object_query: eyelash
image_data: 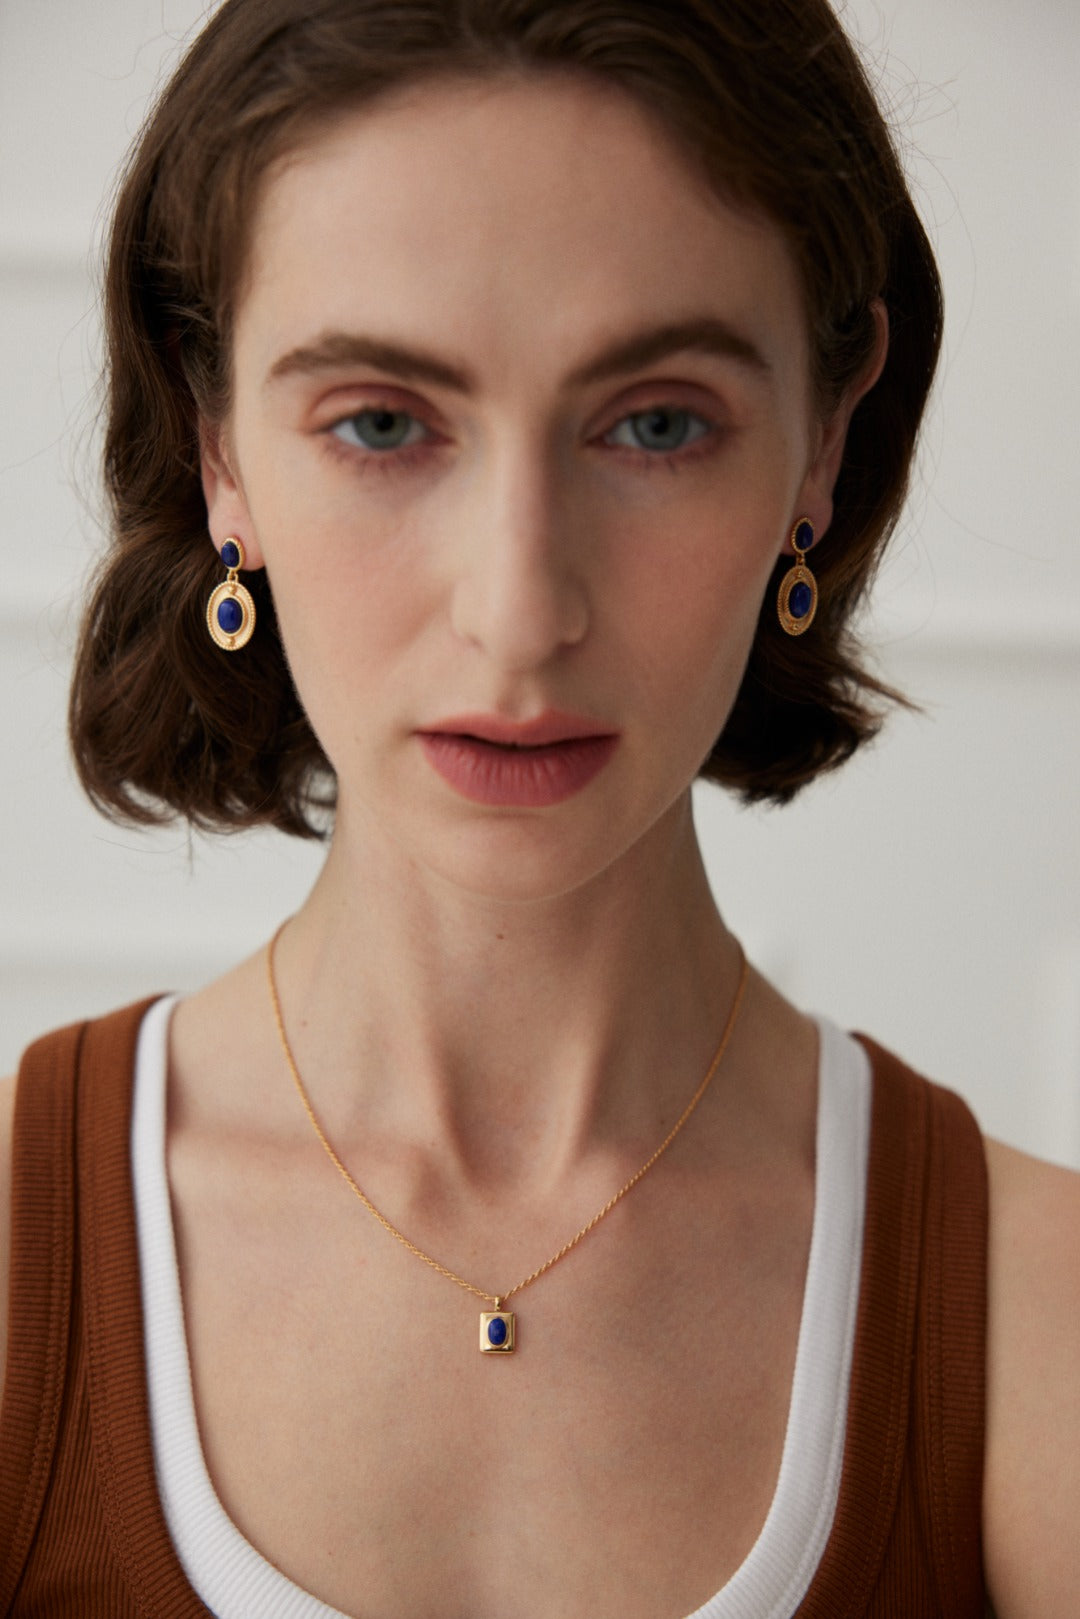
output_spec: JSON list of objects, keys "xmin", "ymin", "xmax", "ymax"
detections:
[{"xmin": 323, "ymin": 400, "xmax": 720, "ymax": 476}]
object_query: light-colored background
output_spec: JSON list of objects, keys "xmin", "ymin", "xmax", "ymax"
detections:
[{"xmin": 1, "ymin": 1, "xmax": 1078, "ymax": 1164}]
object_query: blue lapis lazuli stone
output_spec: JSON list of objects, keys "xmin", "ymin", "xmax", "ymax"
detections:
[
  {"xmin": 217, "ymin": 596, "xmax": 244, "ymax": 634},
  {"xmin": 794, "ymin": 520, "xmax": 814, "ymax": 553},
  {"xmin": 220, "ymin": 539, "xmax": 241, "ymax": 570},
  {"xmin": 789, "ymin": 581, "xmax": 813, "ymax": 620},
  {"xmin": 487, "ymin": 1316, "xmax": 508, "ymax": 1346}
]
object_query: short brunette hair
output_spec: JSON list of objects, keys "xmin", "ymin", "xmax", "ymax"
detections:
[{"xmin": 69, "ymin": 0, "xmax": 943, "ymax": 836}]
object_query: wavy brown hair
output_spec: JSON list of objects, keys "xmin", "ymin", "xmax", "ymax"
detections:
[{"xmin": 69, "ymin": 0, "xmax": 942, "ymax": 836}]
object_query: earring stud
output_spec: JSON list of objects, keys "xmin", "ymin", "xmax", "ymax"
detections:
[{"xmin": 207, "ymin": 536, "xmax": 256, "ymax": 651}]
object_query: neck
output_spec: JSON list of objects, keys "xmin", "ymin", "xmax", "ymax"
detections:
[{"xmin": 270, "ymin": 791, "xmax": 743, "ymax": 1195}]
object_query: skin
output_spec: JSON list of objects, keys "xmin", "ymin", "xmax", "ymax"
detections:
[{"xmin": 1, "ymin": 70, "xmax": 1077, "ymax": 1619}]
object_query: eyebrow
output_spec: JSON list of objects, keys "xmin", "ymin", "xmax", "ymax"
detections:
[{"xmin": 264, "ymin": 316, "xmax": 772, "ymax": 394}]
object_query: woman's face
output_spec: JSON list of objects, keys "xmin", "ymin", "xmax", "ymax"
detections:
[{"xmin": 203, "ymin": 73, "xmax": 853, "ymax": 900}]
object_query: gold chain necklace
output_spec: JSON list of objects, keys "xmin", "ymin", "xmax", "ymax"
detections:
[{"xmin": 266, "ymin": 923, "xmax": 748, "ymax": 1353}]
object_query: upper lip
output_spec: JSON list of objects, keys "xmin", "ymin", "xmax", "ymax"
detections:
[{"xmin": 419, "ymin": 710, "xmax": 616, "ymax": 747}]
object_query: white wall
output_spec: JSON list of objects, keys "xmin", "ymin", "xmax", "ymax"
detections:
[{"xmin": 2, "ymin": 0, "xmax": 1078, "ymax": 1164}]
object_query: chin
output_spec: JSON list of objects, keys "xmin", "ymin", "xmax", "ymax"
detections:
[
  {"xmin": 387, "ymin": 782, "xmax": 693, "ymax": 910},
  {"xmin": 417, "ymin": 816, "xmax": 632, "ymax": 907}
]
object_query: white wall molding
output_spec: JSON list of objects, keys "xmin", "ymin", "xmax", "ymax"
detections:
[
  {"xmin": 863, "ymin": 609, "xmax": 1080, "ymax": 664},
  {"xmin": 0, "ymin": 236, "xmax": 98, "ymax": 281},
  {"xmin": 0, "ymin": 594, "xmax": 84, "ymax": 639},
  {"xmin": 0, "ymin": 930, "xmax": 247, "ymax": 978}
]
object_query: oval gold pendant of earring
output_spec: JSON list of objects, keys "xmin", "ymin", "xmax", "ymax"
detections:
[
  {"xmin": 207, "ymin": 580, "xmax": 256, "ymax": 650},
  {"xmin": 777, "ymin": 562, "xmax": 818, "ymax": 635}
]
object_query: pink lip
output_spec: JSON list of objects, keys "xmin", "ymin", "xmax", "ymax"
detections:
[{"xmin": 417, "ymin": 711, "xmax": 619, "ymax": 807}]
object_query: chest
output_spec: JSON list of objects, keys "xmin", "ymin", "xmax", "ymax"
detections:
[{"xmin": 168, "ymin": 1147, "xmax": 814, "ymax": 1619}]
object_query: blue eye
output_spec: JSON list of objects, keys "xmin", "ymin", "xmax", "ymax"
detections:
[
  {"xmin": 606, "ymin": 407, "xmax": 711, "ymax": 455},
  {"xmin": 324, "ymin": 399, "xmax": 716, "ymax": 476},
  {"xmin": 330, "ymin": 408, "xmax": 427, "ymax": 451}
]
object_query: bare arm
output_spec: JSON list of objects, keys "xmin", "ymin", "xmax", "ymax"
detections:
[
  {"xmin": 0, "ymin": 1073, "xmax": 15, "ymax": 1416},
  {"xmin": 983, "ymin": 1137, "xmax": 1080, "ymax": 1618}
]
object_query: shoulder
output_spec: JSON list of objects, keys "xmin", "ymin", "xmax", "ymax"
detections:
[
  {"xmin": 983, "ymin": 1136, "xmax": 1080, "ymax": 1617},
  {"xmin": 0, "ymin": 1071, "xmax": 15, "ymax": 1412},
  {"xmin": 0, "ymin": 999, "xmax": 164, "ymax": 1419}
]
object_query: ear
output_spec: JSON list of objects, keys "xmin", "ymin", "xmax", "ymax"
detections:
[
  {"xmin": 199, "ymin": 419, "xmax": 266, "ymax": 569},
  {"xmin": 791, "ymin": 298, "xmax": 889, "ymax": 547}
]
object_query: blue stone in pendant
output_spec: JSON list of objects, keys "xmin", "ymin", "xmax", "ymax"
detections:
[
  {"xmin": 789, "ymin": 581, "xmax": 813, "ymax": 620},
  {"xmin": 217, "ymin": 596, "xmax": 244, "ymax": 634},
  {"xmin": 487, "ymin": 1316, "xmax": 508, "ymax": 1346},
  {"xmin": 794, "ymin": 520, "xmax": 814, "ymax": 553},
  {"xmin": 221, "ymin": 539, "xmax": 241, "ymax": 570}
]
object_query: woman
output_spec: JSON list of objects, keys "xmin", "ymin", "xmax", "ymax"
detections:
[{"xmin": 1, "ymin": 1, "xmax": 1076, "ymax": 1614}]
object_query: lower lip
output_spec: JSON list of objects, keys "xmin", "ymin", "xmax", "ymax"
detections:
[{"xmin": 418, "ymin": 732, "xmax": 619, "ymax": 807}]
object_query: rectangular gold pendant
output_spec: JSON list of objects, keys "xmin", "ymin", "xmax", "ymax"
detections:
[{"xmin": 480, "ymin": 1310, "xmax": 516, "ymax": 1352}]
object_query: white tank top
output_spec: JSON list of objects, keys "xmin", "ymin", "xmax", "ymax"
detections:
[{"xmin": 132, "ymin": 995, "xmax": 871, "ymax": 1619}]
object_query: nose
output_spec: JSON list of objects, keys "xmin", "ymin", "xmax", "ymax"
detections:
[{"xmin": 449, "ymin": 451, "xmax": 589, "ymax": 672}]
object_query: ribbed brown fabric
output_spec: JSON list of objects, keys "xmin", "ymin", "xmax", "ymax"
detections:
[
  {"xmin": 0, "ymin": 1003, "xmax": 988, "ymax": 1617},
  {"xmin": 795, "ymin": 1036, "xmax": 988, "ymax": 1617}
]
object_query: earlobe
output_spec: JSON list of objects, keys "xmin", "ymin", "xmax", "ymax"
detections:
[{"xmin": 199, "ymin": 419, "xmax": 265, "ymax": 569}]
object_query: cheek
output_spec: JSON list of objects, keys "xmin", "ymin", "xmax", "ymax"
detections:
[
  {"xmin": 269, "ymin": 541, "xmax": 430, "ymax": 713},
  {"xmin": 236, "ymin": 499, "xmax": 434, "ymax": 756},
  {"xmin": 612, "ymin": 510, "xmax": 779, "ymax": 703},
  {"xmin": 233, "ymin": 420, "xmax": 415, "ymax": 622}
]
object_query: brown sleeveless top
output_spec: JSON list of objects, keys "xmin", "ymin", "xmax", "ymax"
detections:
[{"xmin": 0, "ymin": 1000, "xmax": 988, "ymax": 1617}]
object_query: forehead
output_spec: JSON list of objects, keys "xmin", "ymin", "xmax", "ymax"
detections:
[{"xmin": 237, "ymin": 72, "xmax": 810, "ymax": 395}]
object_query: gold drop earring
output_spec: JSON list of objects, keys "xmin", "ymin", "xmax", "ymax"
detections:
[
  {"xmin": 206, "ymin": 537, "xmax": 257, "ymax": 651},
  {"xmin": 777, "ymin": 518, "xmax": 818, "ymax": 636}
]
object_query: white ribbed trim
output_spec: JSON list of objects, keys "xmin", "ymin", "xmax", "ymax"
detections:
[
  {"xmin": 133, "ymin": 997, "xmax": 870, "ymax": 1619},
  {"xmin": 683, "ymin": 1015, "xmax": 870, "ymax": 1619}
]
